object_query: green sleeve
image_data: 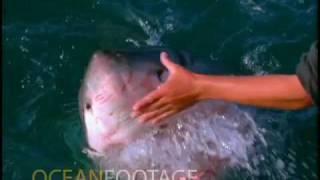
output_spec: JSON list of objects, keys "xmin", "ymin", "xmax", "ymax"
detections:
[{"xmin": 296, "ymin": 41, "xmax": 318, "ymax": 105}]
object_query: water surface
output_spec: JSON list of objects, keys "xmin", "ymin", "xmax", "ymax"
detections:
[{"xmin": 3, "ymin": 0, "xmax": 317, "ymax": 179}]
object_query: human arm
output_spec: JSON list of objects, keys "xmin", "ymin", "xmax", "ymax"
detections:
[
  {"xmin": 194, "ymin": 74, "xmax": 313, "ymax": 110},
  {"xmin": 132, "ymin": 52, "xmax": 315, "ymax": 124}
]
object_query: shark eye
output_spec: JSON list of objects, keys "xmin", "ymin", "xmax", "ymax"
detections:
[
  {"xmin": 156, "ymin": 69, "xmax": 163, "ymax": 80},
  {"xmin": 156, "ymin": 69, "xmax": 168, "ymax": 82},
  {"xmin": 86, "ymin": 103, "xmax": 91, "ymax": 110}
]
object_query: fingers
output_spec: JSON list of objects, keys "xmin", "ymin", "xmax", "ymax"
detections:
[
  {"xmin": 136, "ymin": 105, "xmax": 172, "ymax": 123},
  {"xmin": 132, "ymin": 96, "xmax": 167, "ymax": 118},
  {"xmin": 133, "ymin": 51, "xmax": 177, "ymax": 112},
  {"xmin": 131, "ymin": 52, "xmax": 183, "ymax": 124},
  {"xmin": 151, "ymin": 109, "xmax": 176, "ymax": 124},
  {"xmin": 132, "ymin": 88, "xmax": 163, "ymax": 111}
]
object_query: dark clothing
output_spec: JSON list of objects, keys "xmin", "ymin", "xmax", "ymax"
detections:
[{"xmin": 296, "ymin": 41, "xmax": 318, "ymax": 105}]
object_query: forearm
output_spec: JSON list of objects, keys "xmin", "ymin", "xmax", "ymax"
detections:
[{"xmin": 195, "ymin": 74, "xmax": 313, "ymax": 110}]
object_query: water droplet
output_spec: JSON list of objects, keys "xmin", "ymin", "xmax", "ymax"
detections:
[
  {"xmin": 302, "ymin": 162, "xmax": 309, "ymax": 169},
  {"xmin": 59, "ymin": 50, "xmax": 64, "ymax": 59},
  {"xmin": 19, "ymin": 45, "xmax": 29, "ymax": 53},
  {"xmin": 21, "ymin": 36, "xmax": 30, "ymax": 41},
  {"xmin": 275, "ymin": 159, "xmax": 285, "ymax": 170}
]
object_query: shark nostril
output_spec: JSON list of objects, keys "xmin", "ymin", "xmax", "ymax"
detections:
[{"xmin": 86, "ymin": 103, "xmax": 92, "ymax": 110}]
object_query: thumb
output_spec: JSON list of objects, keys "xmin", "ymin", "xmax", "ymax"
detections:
[{"xmin": 160, "ymin": 52, "xmax": 180, "ymax": 73}]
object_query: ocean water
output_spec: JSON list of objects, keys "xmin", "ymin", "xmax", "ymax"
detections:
[{"xmin": 3, "ymin": 0, "xmax": 317, "ymax": 179}]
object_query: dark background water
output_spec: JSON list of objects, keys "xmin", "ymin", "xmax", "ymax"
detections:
[{"xmin": 3, "ymin": 0, "xmax": 318, "ymax": 179}]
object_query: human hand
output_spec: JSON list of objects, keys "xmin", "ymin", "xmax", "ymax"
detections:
[{"xmin": 131, "ymin": 52, "xmax": 201, "ymax": 124}]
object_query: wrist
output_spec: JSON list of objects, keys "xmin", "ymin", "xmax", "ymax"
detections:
[{"xmin": 193, "ymin": 73, "xmax": 210, "ymax": 101}]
